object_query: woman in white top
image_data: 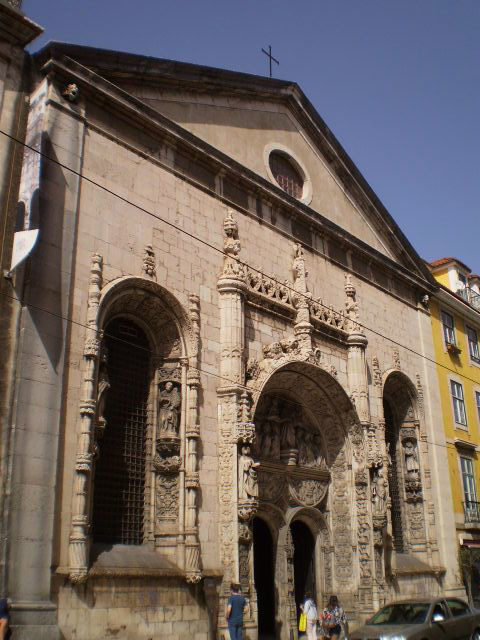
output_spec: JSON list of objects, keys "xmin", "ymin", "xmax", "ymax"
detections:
[{"xmin": 301, "ymin": 591, "xmax": 318, "ymax": 640}]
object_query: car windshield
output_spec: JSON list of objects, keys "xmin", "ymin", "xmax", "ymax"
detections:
[{"xmin": 368, "ymin": 603, "xmax": 430, "ymax": 625}]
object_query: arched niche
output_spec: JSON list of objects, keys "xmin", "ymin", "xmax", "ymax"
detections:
[{"xmin": 382, "ymin": 371, "xmax": 424, "ymax": 553}]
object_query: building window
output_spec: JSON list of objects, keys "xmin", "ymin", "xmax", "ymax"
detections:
[
  {"xmin": 476, "ymin": 391, "xmax": 480, "ymax": 423},
  {"xmin": 461, "ymin": 456, "xmax": 477, "ymax": 505},
  {"xmin": 269, "ymin": 151, "xmax": 304, "ymax": 199},
  {"xmin": 451, "ymin": 380, "xmax": 467, "ymax": 426},
  {"xmin": 467, "ymin": 326, "xmax": 480, "ymax": 363},
  {"xmin": 92, "ymin": 318, "xmax": 151, "ymax": 545},
  {"xmin": 441, "ymin": 310, "xmax": 456, "ymax": 345}
]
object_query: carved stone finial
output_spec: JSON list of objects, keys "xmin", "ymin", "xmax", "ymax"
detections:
[
  {"xmin": 344, "ymin": 274, "xmax": 360, "ymax": 333},
  {"xmin": 292, "ymin": 242, "xmax": 309, "ymax": 295},
  {"xmin": 62, "ymin": 83, "xmax": 80, "ymax": 103},
  {"xmin": 220, "ymin": 209, "xmax": 245, "ymax": 280},
  {"xmin": 142, "ymin": 244, "xmax": 156, "ymax": 280}
]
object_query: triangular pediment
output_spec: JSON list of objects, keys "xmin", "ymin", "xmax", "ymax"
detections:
[{"xmin": 35, "ymin": 43, "xmax": 433, "ymax": 282}]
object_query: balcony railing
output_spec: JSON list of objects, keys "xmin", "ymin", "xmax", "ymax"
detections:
[
  {"xmin": 464, "ymin": 501, "xmax": 480, "ymax": 524},
  {"xmin": 457, "ymin": 287, "xmax": 480, "ymax": 311}
]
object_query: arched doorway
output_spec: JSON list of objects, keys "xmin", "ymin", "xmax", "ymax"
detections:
[
  {"xmin": 291, "ymin": 520, "xmax": 316, "ymax": 615},
  {"xmin": 253, "ymin": 517, "xmax": 276, "ymax": 638}
]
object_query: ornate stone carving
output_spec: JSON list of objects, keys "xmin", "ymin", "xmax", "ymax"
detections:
[
  {"xmin": 393, "ymin": 349, "xmax": 401, "ymax": 370},
  {"xmin": 221, "ymin": 209, "xmax": 246, "ymax": 280},
  {"xmin": 68, "ymin": 253, "xmax": 103, "ymax": 583},
  {"xmin": 371, "ymin": 466, "xmax": 388, "ymax": 515},
  {"xmin": 156, "ymin": 474, "xmax": 179, "ymax": 520},
  {"xmin": 345, "ymin": 274, "xmax": 360, "ymax": 333},
  {"xmin": 415, "ymin": 373, "xmax": 425, "ymax": 417},
  {"xmin": 403, "ymin": 440, "xmax": 420, "ymax": 480},
  {"xmin": 258, "ymin": 469, "xmax": 286, "ymax": 503},
  {"xmin": 153, "ymin": 438, "xmax": 181, "ymax": 473},
  {"xmin": 238, "ymin": 445, "xmax": 259, "ymax": 500},
  {"xmin": 158, "ymin": 381, "xmax": 181, "ymax": 436},
  {"xmin": 372, "ymin": 357, "xmax": 382, "ymax": 386},
  {"xmin": 350, "ymin": 421, "xmax": 365, "ymax": 463},
  {"xmin": 142, "ymin": 244, "xmax": 156, "ymax": 279},
  {"xmin": 62, "ymin": 83, "xmax": 80, "ymax": 102},
  {"xmin": 289, "ymin": 477, "xmax": 329, "ymax": 507}
]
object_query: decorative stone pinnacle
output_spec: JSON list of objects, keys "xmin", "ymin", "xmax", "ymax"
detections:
[
  {"xmin": 344, "ymin": 273, "xmax": 361, "ymax": 333},
  {"xmin": 220, "ymin": 209, "xmax": 245, "ymax": 281},
  {"xmin": 292, "ymin": 242, "xmax": 309, "ymax": 295},
  {"xmin": 223, "ymin": 209, "xmax": 239, "ymax": 239}
]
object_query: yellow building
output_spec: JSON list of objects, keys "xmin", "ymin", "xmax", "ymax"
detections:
[{"xmin": 429, "ymin": 257, "xmax": 480, "ymax": 596}]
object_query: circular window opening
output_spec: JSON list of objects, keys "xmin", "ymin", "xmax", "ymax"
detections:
[{"xmin": 269, "ymin": 151, "xmax": 304, "ymax": 200}]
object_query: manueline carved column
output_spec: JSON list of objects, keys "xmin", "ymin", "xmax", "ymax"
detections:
[
  {"xmin": 345, "ymin": 275, "xmax": 369, "ymax": 424},
  {"xmin": 217, "ymin": 210, "xmax": 247, "ymax": 636},
  {"xmin": 185, "ymin": 294, "xmax": 202, "ymax": 583},
  {"xmin": 292, "ymin": 243, "xmax": 313, "ymax": 354},
  {"xmin": 68, "ymin": 253, "xmax": 103, "ymax": 583}
]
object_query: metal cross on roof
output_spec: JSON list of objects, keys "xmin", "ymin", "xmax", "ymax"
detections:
[{"xmin": 261, "ymin": 45, "xmax": 279, "ymax": 78}]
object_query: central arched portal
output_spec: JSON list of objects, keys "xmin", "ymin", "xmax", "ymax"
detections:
[
  {"xmin": 291, "ymin": 520, "xmax": 316, "ymax": 615},
  {"xmin": 248, "ymin": 360, "xmax": 356, "ymax": 639},
  {"xmin": 253, "ymin": 517, "xmax": 276, "ymax": 638}
]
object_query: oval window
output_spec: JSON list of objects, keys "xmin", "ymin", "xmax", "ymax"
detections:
[{"xmin": 269, "ymin": 151, "xmax": 304, "ymax": 199}]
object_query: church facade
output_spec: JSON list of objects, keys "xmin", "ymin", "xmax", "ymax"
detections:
[{"xmin": 2, "ymin": 39, "xmax": 463, "ymax": 639}]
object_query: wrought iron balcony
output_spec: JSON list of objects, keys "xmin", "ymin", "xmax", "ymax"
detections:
[
  {"xmin": 464, "ymin": 501, "xmax": 480, "ymax": 524},
  {"xmin": 457, "ymin": 287, "xmax": 480, "ymax": 311}
]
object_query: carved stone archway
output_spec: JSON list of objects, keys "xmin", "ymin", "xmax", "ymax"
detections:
[
  {"xmin": 68, "ymin": 262, "xmax": 202, "ymax": 584},
  {"xmin": 244, "ymin": 361, "xmax": 359, "ymax": 640}
]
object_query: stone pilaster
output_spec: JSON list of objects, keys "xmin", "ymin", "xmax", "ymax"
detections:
[
  {"xmin": 217, "ymin": 210, "xmax": 247, "ymax": 637},
  {"xmin": 184, "ymin": 294, "xmax": 202, "ymax": 583},
  {"xmin": 69, "ymin": 253, "xmax": 103, "ymax": 583}
]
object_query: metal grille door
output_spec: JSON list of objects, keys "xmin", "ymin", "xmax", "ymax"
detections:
[
  {"xmin": 92, "ymin": 319, "xmax": 150, "ymax": 545},
  {"xmin": 384, "ymin": 400, "xmax": 404, "ymax": 553}
]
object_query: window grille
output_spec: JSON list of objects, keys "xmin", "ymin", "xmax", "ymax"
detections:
[
  {"xmin": 451, "ymin": 380, "xmax": 467, "ymax": 426},
  {"xmin": 441, "ymin": 311, "xmax": 455, "ymax": 345},
  {"xmin": 269, "ymin": 151, "xmax": 304, "ymax": 199},
  {"xmin": 384, "ymin": 400, "xmax": 404, "ymax": 553},
  {"xmin": 92, "ymin": 318, "xmax": 151, "ymax": 545}
]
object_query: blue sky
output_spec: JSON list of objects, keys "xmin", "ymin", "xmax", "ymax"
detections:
[{"xmin": 24, "ymin": 1, "xmax": 479, "ymax": 271}]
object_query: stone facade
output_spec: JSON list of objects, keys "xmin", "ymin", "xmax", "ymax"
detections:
[{"xmin": 1, "ymin": 41, "xmax": 463, "ymax": 638}]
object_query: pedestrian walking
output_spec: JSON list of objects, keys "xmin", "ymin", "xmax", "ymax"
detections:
[
  {"xmin": 321, "ymin": 595, "xmax": 347, "ymax": 640},
  {"xmin": 226, "ymin": 582, "xmax": 249, "ymax": 640},
  {"xmin": 301, "ymin": 591, "xmax": 318, "ymax": 640}
]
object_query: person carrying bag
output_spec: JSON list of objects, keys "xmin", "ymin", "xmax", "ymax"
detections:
[{"xmin": 300, "ymin": 592, "xmax": 318, "ymax": 640}]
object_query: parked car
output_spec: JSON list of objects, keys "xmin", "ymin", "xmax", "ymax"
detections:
[{"xmin": 349, "ymin": 597, "xmax": 480, "ymax": 640}]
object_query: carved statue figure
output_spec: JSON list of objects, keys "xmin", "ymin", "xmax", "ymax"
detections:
[
  {"xmin": 372, "ymin": 466, "xmax": 388, "ymax": 514},
  {"xmin": 158, "ymin": 381, "xmax": 181, "ymax": 436},
  {"xmin": 238, "ymin": 445, "xmax": 259, "ymax": 500},
  {"xmin": 281, "ymin": 420, "xmax": 297, "ymax": 450},
  {"xmin": 404, "ymin": 441, "xmax": 420, "ymax": 479},
  {"xmin": 312, "ymin": 435, "xmax": 327, "ymax": 469},
  {"xmin": 297, "ymin": 427, "xmax": 308, "ymax": 466},
  {"xmin": 96, "ymin": 348, "xmax": 110, "ymax": 436}
]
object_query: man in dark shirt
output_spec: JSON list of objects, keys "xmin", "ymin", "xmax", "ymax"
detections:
[{"xmin": 226, "ymin": 582, "xmax": 249, "ymax": 640}]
